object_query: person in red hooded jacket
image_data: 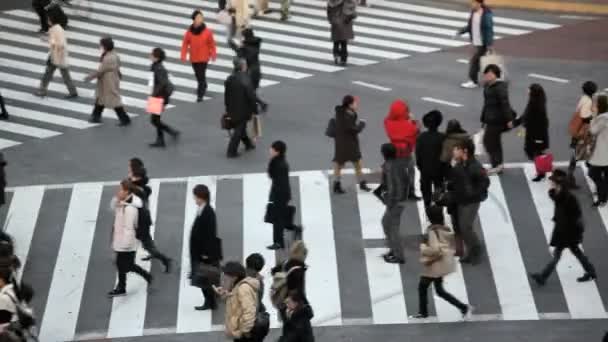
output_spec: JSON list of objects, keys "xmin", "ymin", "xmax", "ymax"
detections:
[
  {"xmin": 181, "ymin": 10, "xmax": 217, "ymax": 102},
  {"xmin": 384, "ymin": 100, "xmax": 420, "ymax": 200}
]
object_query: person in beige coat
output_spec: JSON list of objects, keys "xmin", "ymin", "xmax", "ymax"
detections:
[
  {"xmin": 227, "ymin": 0, "xmax": 250, "ymax": 39},
  {"xmin": 36, "ymin": 9, "xmax": 78, "ymax": 99},
  {"xmin": 215, "ymin": 261, "xmax": 259, "ymax": 341},
  {"xmin": 84, "ymin": 37, "xmax": 131, "ymax": 125},
  {"xmin": 411, "ymin": 206, "xmax": 472, "ymax": 320}
]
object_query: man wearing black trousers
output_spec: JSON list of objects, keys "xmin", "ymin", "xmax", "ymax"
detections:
[
  {"xmin": 190, "ymin": 184, "xmax": 222, "ymax": 310},
  {"xmin": 32, "ymin": 0, "xmax": 51, "ymax": 33},
  {"xmin": 224, "ymin": 58, "xmax": 257, "ymax": 158},
  {"xmin": 0, "ymin": 92, "xmax": 8, "ymax": 120},
  {"xmin": 415, "ymin": 110, "xmax": 445, "ymax": 208}
]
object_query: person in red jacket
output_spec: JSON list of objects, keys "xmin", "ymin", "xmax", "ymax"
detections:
[
  {"xmin": 181, "ymin": 10, "xmax": 217, "ymax": 102},
  {"xmin": 384, "ymin": 99, "xmax": 420, "ymax": 200}
]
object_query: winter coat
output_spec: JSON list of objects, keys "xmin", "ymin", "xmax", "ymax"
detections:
[
  {"xmin": 111, "ymin": 194, "xmax": 142, "ymax": 252},
  {"xmin": 382, "ymin": 158, "xmax": 409, "ymax": 208},
  {"xmin": 384, "ymin": 100, "xmax": 418, "ymax": 158},
  {"xmin": 89, "ymin": 51, "xmax": 123, "ymax": 108},
  {"xmin": 48, "ymin": 23, "xmax": 68, "ymax": 67},
  {"xmin": 224, "ymin": 70, "xmax": 257, "ymax": 124},
  {"xmin": 131, "ymin": 176, "xmax": 151, "ymax": 205},
  {"xmin": 0, "ymin": 284, "xmax": 17, "ymax": 324},
  {"xmin": 271, "ymin": 259, "xmax": 307, "ymax": 297},
  {"xmin": 228, "ymin": 0, "xmax": 251, "ymax": 30},
  {"xmin": 225, "ymin": 277, "xmax": 259, "ymax": 339},
  {"xmin": 180, "ymin": 24, "xmax": 217, "ymax": 63},
  {"xmin": 514, "ymin": 108, "xmax": 549, "ymax": 160},
  {"xmin": 0, "ymin": 153, "xmax": 5, "ymax": 207},
  {"xmin": 416, "ymin": 130, "xmax": 445, "ymax": 179},
  {"xmin": 420, "ymin": 224, "xmax": 456, "ymax": 278},
  {"xmin": 327, "ymin": 0, "xmax": 356, "ymax": 42},
  {"xmin": 333, "ymin": 105, "xmax": 365, "ymax": 164},
  {"xmin": 278, "ymin": 304, "xmax": 315, "ymax": 342},
  {"xmin": 151, "ymin": 61, "xmax": 173, "ymax": 101},
  {"xmin": 449, "ymin": 158, "xmax": 487, "ymax": 204},
  {"xmin": 549, "ymin": 189, "xmax": 584, "ymax": 248},
  {"xmin": 440, "ymin": 132, "xmax": 470, "ymax": 163},
  {"xmin": 459, "ymin": 6, "xmax": 494, "ymax": 47},
  {"xmin": 190, "ymin": 204, "xmax": 221, "ymax": 267},
  {"xmin": 231, "ymin": 37, "xmax": 263, "ymax": 89},
  {"xmin": 588, "ymin": 113, "xmax": 608, "ymax": 167},
  {"xmin": 481, "ymin": 81, "xmax": 514, "ymax": 128},
  {"xmin": 268, "ymin": 155, "xmax": 291, "ymax": 205}
]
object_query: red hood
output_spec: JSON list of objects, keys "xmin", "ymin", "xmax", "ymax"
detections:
[{"xmin": 386, "ymin": 99, "xmax": 410, "ymax": 121}]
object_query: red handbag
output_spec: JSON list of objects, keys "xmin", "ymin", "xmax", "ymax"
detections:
[{"xmin": 534, "ymin": 153, "xmax": 554, "ymax": 174}]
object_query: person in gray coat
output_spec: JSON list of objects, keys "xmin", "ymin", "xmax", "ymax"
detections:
[
  {"xmin": 327, "ymin": 0, "xmax": 357, "ymax": 66},
  {"xmin": 84, "ymin": 37, "xmax": 131, "ymax": 126},
  {"xmin": 380, "ymin": 143, "xmax": 408, "ymax": 264}
]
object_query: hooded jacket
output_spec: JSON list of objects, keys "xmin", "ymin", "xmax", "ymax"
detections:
[
  {"xmin": 279, "ymin": 303, "xmax": 315, "ymax": 342},
  {"xmin": 384, "ymin": 100, "xmax": 419, "ymax": 158},
  {"xmin": 225, "ymin": 277, "xmax": 260, "ymax": 338},
  {"xmin": 180, "ymin": 23, "xmax": 217, "ymax": 63},
  {"xmin": 111, "ymin": 194, "xmax": 143, "ymax": 252}
]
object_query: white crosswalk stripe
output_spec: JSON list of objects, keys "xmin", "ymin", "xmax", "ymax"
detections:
[
  {"xmin": 3, "ymin": 164, "xmax": 608, "ymax": 342},
  {"xmin": 0, "ymin": 0, "xmax": 558, "ymax": 150}
]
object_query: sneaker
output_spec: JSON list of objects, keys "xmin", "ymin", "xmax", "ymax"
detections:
[
  {"xmin": 462, "ymin": 305, "xmax": 474, "ymax": 321},
  {"xmin": 577, "ymin": 273, "xmax": 596, "ymax": 282},
  {"xmin": 108, "ymin": 288, "xmax": 126, "ymax": 297},
  {"xmin": 461, "ymin": 81, "xmax": 478, "ymax": 89}
]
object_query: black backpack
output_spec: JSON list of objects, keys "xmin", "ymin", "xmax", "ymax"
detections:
[{"xmin": 136, "ymin": 207, "xmax": 152, "ymax": 240}]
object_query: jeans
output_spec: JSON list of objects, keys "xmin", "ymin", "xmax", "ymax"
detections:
[
  {"xmin": 115, "ymin": 251, "xmax": 150, "ymax": 290},
  {"xmin": 332, "ymin": 40, "xmax": 348, "ymax": 63},
  {"xmin": 418, "ymin": 276, "xmax": 467, "ymax": 316},
  {"xmin": 382, "ymin": 204, "xmax": 405, "ymax": 260},
  {"xmin": 457, "ymin": 202, "xmax": 481, "ymax": 257},
  {"xmin": 40, "ymin": 63, "xmax": 78, "ymax": 96},
  {"xmin": 468, "ymin": 46, "xmax": 487, "ymax": 84},
  {"xmin": 588, "ymin": 165, "xmax": 608, "ymax": 202},
  {"xmin": 91, "ymin": 103, "xmax": 130, "ymax": 123},
  {"xmin": 483, "ymin": 124, "xmax": 504, "ymax": 168},
  {"xmin": 192, "ymin": 62, "xmax": 208, "ymax": 100},
  {"xmin": 540, "ymin": 245, "xmax": 596, "ymax": 280},
  {"xmin": 227, "ymin": 121, "xmax": 254, "ymax": 156}
]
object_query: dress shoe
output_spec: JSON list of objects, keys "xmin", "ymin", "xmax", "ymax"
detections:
[
  {"xmin": 383, "ymin": 254, "xmax": 405, "ymax": 264},
  {"xmin": 195, "ymin": 303, "xmax": 217, "ymax": 311},
  {"xmin": 266, "ymin": 243, "xmax": 284, "ymax": 250},
  {"xmin": 577, "ymin": 273, "xmax": 596, "ymax": 282},
  {"xmin": 530, "ymin": 272, "xmax": 546, "ymax": 286},
  {"xmin": 359, "ymin": 181, "xmax": 372, "ymax": 192},
  {"xmin": 108, "ymin": 288, "xmax": 126, "ymax": 297},
  {"xmin": 531, "ymin": 174, "xmax": 545, "ymax": 182},
  {"xmin": 88, "ymin": 117, "xmax": 102, "ymax": 124},
  {"xmin": 0, "ymin": 113, "xmax": 8, "ymax": 121},
  {"xmin": 333, "ymin": 181, "xmax": 346, "ymax": 194}
]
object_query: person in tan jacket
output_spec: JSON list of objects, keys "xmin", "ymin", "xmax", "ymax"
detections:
[
  {"xmin": 36, "ymin": 10, "xmax": 78, "ymax": 99},
  {"xmin": 215, "ymin": 261, "xmax": 259, "ymax": 341},
  {"xmin": 411, "ymin": 206, "xmax": 473, "ymax": 320}
]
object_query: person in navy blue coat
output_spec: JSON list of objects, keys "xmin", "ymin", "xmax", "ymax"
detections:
[{"xmin": 457, "ymin": 0, "xmax": 495, "ymax": 89}]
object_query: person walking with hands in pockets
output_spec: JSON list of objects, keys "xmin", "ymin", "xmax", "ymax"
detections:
[
  {"xmin": 457, "ymin": 0, "xmax": 494, "ymax": 89},
  {"xmin": 148, "ymin": 47, "xmax": 180, "ymax": 148},
  {"xmin": 181, "ymin": 10, "xmax": 217, "ymax": 103}
]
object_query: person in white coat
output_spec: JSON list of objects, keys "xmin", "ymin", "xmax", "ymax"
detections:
[
  {"xmin": 587, "ymin": 93, "xmax": 608, "ymax": 207},
  {"xmin": 36, "ymin": 9, "xmax": 78, "ymax": 99},
  {"xmin": 108, "ymin": 180, "xmax": 152, "ymax": 297}
]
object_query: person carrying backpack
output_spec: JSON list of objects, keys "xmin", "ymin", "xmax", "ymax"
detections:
[{"xmin": 449, "ymin": 139, "xmax": 489, "ymax": 265}]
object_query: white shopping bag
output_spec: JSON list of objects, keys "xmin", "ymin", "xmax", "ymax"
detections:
[
  {"xmin": 473, "ymin": 129, "xmax": 485, "ymax": 157},
  {"xmin": 480, "ymin": 51, "xmax": 507, "ymax": 81}
]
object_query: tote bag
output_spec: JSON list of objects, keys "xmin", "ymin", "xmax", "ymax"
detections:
[{"xmin": 147, "ymin": 96, "xmax": 164, "ymax": 115}]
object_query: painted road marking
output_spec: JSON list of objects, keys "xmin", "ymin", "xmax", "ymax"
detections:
[
  {"xmin": 352, "ymin": 81, "xmax": 392, "ymax": 92},
  {"xmin": 421, "ymin": 97, "xmax": 463, "ymax": 108},
  {"xmin": 529, "ymin": 73, "xmax": 570, "ymax": 84}
]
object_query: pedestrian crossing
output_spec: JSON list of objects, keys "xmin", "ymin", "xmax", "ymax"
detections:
[
  {"xmin": 0, "ymin": 0, "xmax": 559, "ymax": 150},
  {"xmin": 2, "ymin": 163, "xmax": 607, "ymax": 341}
]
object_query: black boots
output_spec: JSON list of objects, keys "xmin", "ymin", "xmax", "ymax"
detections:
[
  {"xmin": 359, "ymin": 181, "xmax": 371, "ymax": 192},
  {"xmin": 333, "ymin": 181, "xmax": 345, "ymax": 194}
]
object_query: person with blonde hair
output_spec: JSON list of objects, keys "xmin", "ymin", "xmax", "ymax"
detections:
[{"xmin": 272, "ymin": 241, "xmax": 308, "ymax": 300}]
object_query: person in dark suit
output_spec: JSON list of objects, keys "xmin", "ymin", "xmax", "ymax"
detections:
[
  {"xmin": 190, "ymin": 184, "xmax": 222, "ymax": 310},
  {"xmin": 225, "ymin": 58, "xmax": 257, "ymax": 158},
  {"xmin": 267, "ymin": 140, "xmax": 291, "ymax": 250}
]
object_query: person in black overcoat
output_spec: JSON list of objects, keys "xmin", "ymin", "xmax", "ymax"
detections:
[
  {"xmin": 530, "ymin": 169, "xmax": 597, "ymax": 286},
  {"xmin": 278, "ymin": 291, "xmax": 315, "ymax": 342},
  {"xmin": 225, "ymin": 58, "xmax": 257, "ymax": 158},
  {"xmin": 266, "ymin": 141, "xmax": 292, "ymax": 250},
  {"xmin": 190, "ymin": 184, "xmax": 222, "ymax": 310},
  {"xmin": 513, "ymin": 83, "xmax": 549, "ymax": 181},
  {"xmin": 415, "ymin": 110, "xmax": 445, "ymax": 208},
  {"xmin": 0, "ymin": 153, "xmax": 6, "ymax": 208}
]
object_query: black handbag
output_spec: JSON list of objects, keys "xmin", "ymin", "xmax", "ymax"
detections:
[
  {"xmin": 221, "ymin": 113, "xmax": 234, "ymax": 130},
  {"xmin": 325, "ymin": 118, "xmax": 336, "ymax": 138},
  {"xmin": 191, "ymin": 262, "xmax": 221, "ymax": 289}
]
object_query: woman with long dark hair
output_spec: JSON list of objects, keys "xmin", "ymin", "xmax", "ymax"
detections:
[
  {"xmin": 84, "ymin": 37, "xmax": 130, "ymax": 125},
  {"xmin": 514, "ymin": 83, "xmax": 549, "ymax": 181}
]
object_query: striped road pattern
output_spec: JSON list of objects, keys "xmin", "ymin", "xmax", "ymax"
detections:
[
  {"xmin": 2, "ymin": 163, "xmax": 608, "ymax": 342},
  {"xmin": 0, "ymin": 0, "xmax": 559, "ymax": 150}
]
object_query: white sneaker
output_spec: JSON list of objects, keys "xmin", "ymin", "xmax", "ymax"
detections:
[
  {"xmin": 461, "ymin": 81, "xmax": 478, "ymax": 89},
  {"xmin": 462, "ymin": 304, "xmax": 474, "ymax": 321}
]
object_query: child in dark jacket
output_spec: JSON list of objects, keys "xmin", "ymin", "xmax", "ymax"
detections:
[{"xmin": 415, "ymin": 110, "xmax": 445, "ymax": 208}]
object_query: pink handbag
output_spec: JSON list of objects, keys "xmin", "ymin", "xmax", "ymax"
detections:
[
  {"xmin": 534, "ymin": 153, "xmax": 554, "ymax": 174},
  {"xmin": 146, "ymin": 96, "xmax": 164, "ymax": 115}
]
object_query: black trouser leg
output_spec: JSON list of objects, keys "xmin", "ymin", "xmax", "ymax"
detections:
[
  {"xmin": 34, "ymin": 4, "xmax": 49, "ymax": 32},
  {"xmin": 91, "ymin": 103, "xmax": 104, "ymax": 121},
  {"xmin": 417, "ymin": 276, "xmax": 432, "ymax": 316},
  {"xmin": 201, "ymin": 287, "xmax": 217, "ymax": 307},
  {"xmin": 433, "ymin": 277, "xmax": 467, "ymax": 312},
  {"xmin": 227, "ymin": 121, "xmax": 249, "ymax": 156},
  {"xmin": 540, "ymin": 247, "xmax": 564, "ymax": 280},
  {"xmin": 483, "ymin": 125, "xmax": 504, "ymax": 168},
  {"xmin": 272, "ymin": 205, "xmax": 286, "ymax": 247},
  {"xmin": 114, "ymin": 106, "xmax": 130, "ymax": 124},
  {"xmin": 420, "ymin": 174, "xmax": 432, "ymax": 208},
  {"xmin": 468, "ymin": 46, "xmax": 487, "ymax": 84},
  {"xmin": 218, "ymin": 0, "xmax": 226, "ymax": 10},
  {"xmin": 340, "ymin": 40, "xmax": 348, "ymax": 63},
  {"xmin": 332, "ymin": 41, "xmax": 340, "ymax": 58},
  {"xmin": 569, "ymin": 245, "xmax": 596, "ymax": 277},
  {"xmin": 192, "ymin": 62, "xmax": 208, "ymax": 100},
  {"xmin": 141, "ymin": 234, "xmax": 170, "ymax": 265},
  {"xmin": 589, "ymin": 165, "xmax": 608, "ymax": 202},
  {"xmin": 0, "ymin": 93, "xmax": 7, "ymax": 115}
]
